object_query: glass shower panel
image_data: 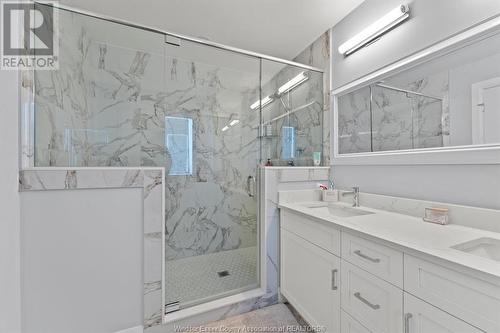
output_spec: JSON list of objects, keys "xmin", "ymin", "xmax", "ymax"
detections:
[
  {"xmin": 163, "ymin": 39, "xmax": 261, "ymax": 310},
  {"xmin": 32, "ymin": 9, "xmax": 167, "ymax": 167},
  {"xmin": 260, "ymin": 60, "xmax": 323, "ymax": 166}
]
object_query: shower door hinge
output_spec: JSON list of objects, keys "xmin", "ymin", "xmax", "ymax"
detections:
[
  {"xmin": 165, "ymin": 301, "xmax": 181, "ymax": 314},
  {"xmin": 165, "ymin": 35, "xmax": 181, "ymax": 47}
]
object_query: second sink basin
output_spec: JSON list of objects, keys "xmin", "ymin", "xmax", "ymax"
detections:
[
  {"xmin": 302, "ymin": 202, "xmax": 374, "ymax": 218},
  {"xmin": 452, "ymin": 237, "xmax": 500, "ymax": 262}
]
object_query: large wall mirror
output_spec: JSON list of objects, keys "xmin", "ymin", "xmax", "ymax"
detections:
[{"xmin": 333, "ymin": 18, "xmax": 500, "ymax": 164}]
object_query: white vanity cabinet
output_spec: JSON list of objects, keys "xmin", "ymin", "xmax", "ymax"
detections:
[
  {"xmin": 404, "ymin": 293, "xmax": 483, "ymax": 333},
  {"xmin": 404, "ymin": 254, "xmax": 500, "ymax": 332},
  {"xmin": 341, "ymin": 233, "xmax": 403, "ymax": 288},
  {"xmin": 279, "ymin": 207, "xmax": 500, "ymax": 333},
  {"xmin": 340, "ymin": 260, "xmax": 403, "ymax": 333},
  {"xmin": 280, "ymin": 210, "xmax": 341, "ymax": 333}
]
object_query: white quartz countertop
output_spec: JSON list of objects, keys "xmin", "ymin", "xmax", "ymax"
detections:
[{"xmin": 279, "ymin": 200, "xmax": 500, "ymax": 281}]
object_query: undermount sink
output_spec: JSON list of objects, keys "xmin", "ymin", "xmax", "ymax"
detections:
[
  {"xmin": 452, "ymin": 238, "xmax": 500, "ymax": 262},
  {"xmin": 302, "ymin": 202, "xmax": 374, "ymax": 218}
]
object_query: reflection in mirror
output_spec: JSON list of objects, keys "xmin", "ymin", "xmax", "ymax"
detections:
[
  {"xmin": 337, "ymin": 28, "xmax": 500, "ymax": 154},
  {"xmin": 260, "ymin": 60, "xmax": 323, "ymax": 166}
]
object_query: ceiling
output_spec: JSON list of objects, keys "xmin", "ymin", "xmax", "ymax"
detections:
[{"xmin": 58, "ymin": 0, "xmax": 364, "ymax": 60}]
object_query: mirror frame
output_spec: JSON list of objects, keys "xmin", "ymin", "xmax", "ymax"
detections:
[{"xmin": 331, "ymin": 15, "xmax": 500, "ymax": 165}]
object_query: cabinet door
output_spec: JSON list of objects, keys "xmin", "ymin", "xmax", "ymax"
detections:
[
  {"xmin": 404, "ymin": 293, "xmax": 483, "ymax": 333},
  {"xmin": 341, "ymin": 310, "xmax": 372, "ymax": 333},
  {"xmin": 281, "ymin": 228, "xmax": 341, "ymax": 333},
  {"xmin": 404, "ymin": 254, "xmax": 500, "ymax": 332}
]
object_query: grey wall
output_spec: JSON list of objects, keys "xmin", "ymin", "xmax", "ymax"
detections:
[
  {"xmin": 0, "ymin": 68, "xmax": 21, "ymax": 332},
  {"xmin": 20, "ymin": 188, "xmax": 144, "ymax": 333},
  {"xmin": 331, "ymin": 0, "xmax": 500, "ymax": 210}
]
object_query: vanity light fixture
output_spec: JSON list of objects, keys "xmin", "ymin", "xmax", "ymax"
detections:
[
  {"xmin": 250, "ymin": 95, "xmax": 273, "ymax": 110},
  {"xmin": 278, "ymin": 72, "xmax": 308, "ymax": 95},
  {"xmin": 338, "ymin": 4, "xmax": 410, "ymax": 56},
  {"xmin": 222, "ymin": 119, "xmax": 240, "ymax": 132}
]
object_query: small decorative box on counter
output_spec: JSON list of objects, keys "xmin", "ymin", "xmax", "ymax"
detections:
[
  {"xmin": 423, "ymin": 207, "xmax": 449, "ymax": 225},
  {"xmin": 322, "ymin": 189, "xmax": 338, "ymax": 202}
]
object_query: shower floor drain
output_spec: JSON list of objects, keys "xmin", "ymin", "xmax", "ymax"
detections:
[{"xmin": 217, "ymin": 270, "xmax": 230, "ymax": 277}]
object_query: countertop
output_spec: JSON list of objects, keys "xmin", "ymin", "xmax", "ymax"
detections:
[{"xmin": 279, "ymin": 200, "xmax": 500, "ymax": 281}]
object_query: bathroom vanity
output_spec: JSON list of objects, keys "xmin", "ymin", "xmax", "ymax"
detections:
[{"xmin": 278, "ymin": 190, "xmax": 500, "ymax": 333}]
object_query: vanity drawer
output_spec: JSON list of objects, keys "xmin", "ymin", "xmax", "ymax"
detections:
[
  {"xmin": 404, "ymin": 254, "xmax": 500, "ymax": 332},
  {"xmin": 280, "ymin": 210, "xmax": 340, "ymax": 256},
  {"xmin": 342, "ymin": 232, "xmax": 403, "ymax": 287},
  {"xmin": 341, "ymin": 310, "xmax": 373, "ymax": 333},
  {"xmin": 341, "ymin": 260, "xmax": 403, "ymax": 333}
]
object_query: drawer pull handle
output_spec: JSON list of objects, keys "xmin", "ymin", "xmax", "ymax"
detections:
[
  {"xmin": 354, "ymin": 250, "xmax": 380, "ymax": 263},
  {"xmin": 404, "ymin": 313, "xmax": 413, "ymax": 333},
  {"xmin": 331, "ymin": 269, "xmax": 338, "ymax": 290},
  {"xmin": 354, "ymin": 292, "xmax": 380, "ymax": 310}
]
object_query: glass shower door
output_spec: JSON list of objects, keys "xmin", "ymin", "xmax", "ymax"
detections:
[{"xmin": 163, "ymin": 39, "xmax": 261, "ymax": 310}]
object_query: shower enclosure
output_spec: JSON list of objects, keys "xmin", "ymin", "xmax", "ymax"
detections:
[{"xmin": 25, "ymin": 3, "xmax": 323, "ymax": 320}]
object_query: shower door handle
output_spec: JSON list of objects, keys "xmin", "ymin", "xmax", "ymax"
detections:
[{"xmin": 247, "ymin": 175, "xmax": 256, "ymax": 197}]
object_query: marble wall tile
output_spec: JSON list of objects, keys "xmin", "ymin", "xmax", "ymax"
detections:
[
  {"xmin": 293, "ymin": 31, "xmax": 331, "ymax": 165},
  {"xmin": 334, "ymin": 189, "xmax": 500, "ymax": 233}
]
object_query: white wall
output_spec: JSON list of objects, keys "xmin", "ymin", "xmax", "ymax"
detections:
[
  {"xmin": 449, "ymin": 53, "xmax": 500, "ymax": 146},
  {"xmin": 20, "ymin": 188, "xmax": 144, "ymax": 333},
  {"xmin": 0, "ymin": 70, "xmax": 21, "ymax": 332},
  {"xmin": 331, "ymin": 0, "xmax": 500, "ymax": 210}
]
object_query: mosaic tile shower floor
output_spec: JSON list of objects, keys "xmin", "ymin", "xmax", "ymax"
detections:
[{"xmin": 165, "ymin": 246, "xmax": 258, "ymax": 308}]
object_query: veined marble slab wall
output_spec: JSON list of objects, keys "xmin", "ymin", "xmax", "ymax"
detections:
[
  {"xmin": 292, "ymin": 31, "xmax": 331, "ymax": 165},
  {"xmin": 162, "ymin": 42, "xmax": 260, "ymax": 261},
  {"xmin": 19, "ymin": 168, "xmax": 165, "ymax": 329}
]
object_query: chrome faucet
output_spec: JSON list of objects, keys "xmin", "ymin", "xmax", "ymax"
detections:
[{"xmin": 342, "ymin": 186, "xmax": 360, "ymax": 207}]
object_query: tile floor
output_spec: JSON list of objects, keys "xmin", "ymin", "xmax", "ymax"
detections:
[{"xmin": 165, "ymin": 246, "xmax": 258, "ymax": 309}]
